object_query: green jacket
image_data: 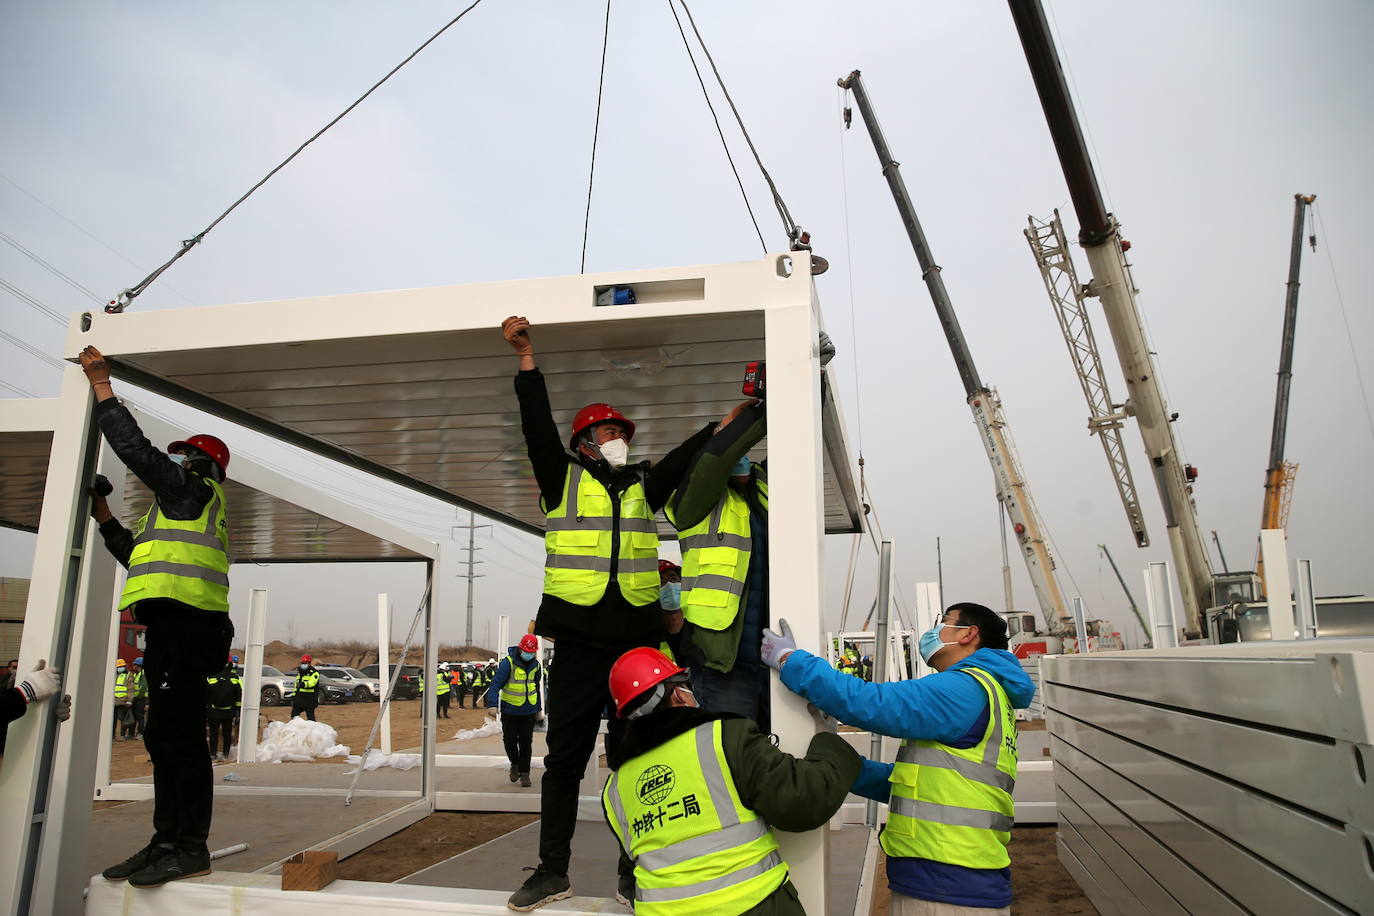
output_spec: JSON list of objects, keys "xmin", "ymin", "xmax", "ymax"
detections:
[
  {"xmin": 604, "ymin": 707, "xmax": 859, "ymax": 916},
  {"xmin": 666, "ymin": 404, "xmax": 767, "ymax": 672}
]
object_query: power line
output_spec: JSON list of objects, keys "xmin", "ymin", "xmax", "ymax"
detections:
[
  {"xmin": 0, "ymin": 275, "xmax": 65, "ymax": 324},
  {"xmin": 0, "ymin": 230, "xmax": 103, "ymax": 304},
  {"xmin": 1312, "ymin": 202, "xmax": 1374, "ymax": 445},
  {"xmin": 665, "ymin": 0, "xmax": 766, "ymax": 254},
  {"xmin": 107, "ymin": 0, "xmax": 489, "ymax": 313}
]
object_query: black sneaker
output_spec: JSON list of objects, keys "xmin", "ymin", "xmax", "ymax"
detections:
[
  {"xmin": 128, "ymin": 849, "xmax": 211, "ymax": 888},
  {"xmin": 615, "ymin": 873, "xmax": 635, "ymax": 911},
  {"xmin": 520, "ymin": 772, "xmax": 532, "ymax": 788},
  {"xmin": 509, "ymin": 765, "xmax": 520, "ymax": 783},
  {"xmin": 507, "ymin": 868, "xmax": 571, "ymax": 911},
  {"xmin": 102, "ymin": 842, "xmax": 172, "ymax": 881}
]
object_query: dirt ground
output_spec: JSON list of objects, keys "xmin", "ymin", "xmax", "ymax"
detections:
[
  {"xmin": 105, "ymin": 697, "xmax": 489, "ymax": 781},
  {"xmin": 335, "ymin": 811, "xmax": 539, "ymax": 882}
]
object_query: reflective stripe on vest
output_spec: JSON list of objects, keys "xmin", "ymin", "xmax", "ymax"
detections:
[
  {"xmin": 113, "ymin": 672, "xmax": 129, "ymax": 700},
  {"xmin": 118, "ymin": 475, "xmax": 230, "ymax": 612},
  {"xmin": 670, "ymin": 468, "xmax": 766, "ymax": 631},
  {"xmin": 602, "ymin": 720, "xmax": 787, "ymax": 916},
  {"xmin": 543, "ymin": 464, "xmax": 659, "ymax": 607},
  {"xmin": 500, "ymin": 657, "xmax": 540, "ymax": 707},
  {"xmin": 882, "ymin": 667, "xmax": 1017, "ymax": 869}
]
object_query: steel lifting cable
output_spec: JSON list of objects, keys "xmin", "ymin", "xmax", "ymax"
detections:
[
  {"xmin": 675, "ymin": 0, "xmax": 802, "ymax": 246},
  {"xmin": 345, "ymin": 573, "xmax": 434, "ymax": 806},
  {"xmin": 580, "ymin": 0, "xmax": 614, "ymax": 274},
  {"xmin": 665, "ymin": 0, "xmax": 767, "ymax": 254},
  {"xmin": 106, "ymin": 0, "xmax": 488, "ymax": 313}
]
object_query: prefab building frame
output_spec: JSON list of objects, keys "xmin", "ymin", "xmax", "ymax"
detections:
[{"xmin": 6, "ymin": 253, "xmax": 862, "ymax": 915}]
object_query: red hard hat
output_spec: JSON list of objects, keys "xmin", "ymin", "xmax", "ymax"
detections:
[
  {"xmin": 658, "ymin": 559, "xmax": 680, "ymax": 574},
  {"xmin": 608, "ymin": 647, "xmax": 685, "ymax": 717},
  {"xmin": 169, "ymin": 434, "xmax": 231, "ymax": 477},
  {"xmin": 301, "ymin": 654, "xmax": 312, "ymax": 663},
  {"xmin": 518, "ymin": 634, "xmax": 539, "ymax": 653},
  {"xmin": 569, "ymin": 404, "xmax": 634, "ymax": 450}
]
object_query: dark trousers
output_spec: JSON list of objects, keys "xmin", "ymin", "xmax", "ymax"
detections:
[
  {"xmin": 538, "ymin": 640, "xmax": 644, "ymax": 876},
  {"xmin": 502, "ymin": 712, "xmax": 536, "ymax": 774},
  {"xmin": 291, "ymin": 699, "xmax": 317, "ymax": 721},
  {"xmin": 455, "ymin": 686, "xmax": 469, "ymax": 708},
  {"xmin": 114, "ymin": 703, "xmax": 135, "ymax": 737},
  {"xmin": 437, "ymin": 692, "xmax": 451, "ymax": 718},
  {"xmin": 137, "ymin": 600, "xmax": 234, "ymax": 855},
  {"xmin": 132, "ymin": 696, "xmax": 148, "ymax": 736},
  {"xmin": 207, "ymin": 716, "xmax": 233, "ymax": 756}
]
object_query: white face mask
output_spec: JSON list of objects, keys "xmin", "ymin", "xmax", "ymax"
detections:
[{"xmin": 598, "ymin": 438, "xmax": 629, "ymax": 468}]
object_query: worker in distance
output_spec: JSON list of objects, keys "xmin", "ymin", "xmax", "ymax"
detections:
[
  {"xmin": 762, "ymin": 604, "xmax": 1035, "ymax": 915},
  {"xmin": 602, "ymin": 646, "xmax": 860, "ymax": 915}
]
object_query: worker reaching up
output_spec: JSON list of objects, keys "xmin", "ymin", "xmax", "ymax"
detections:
[
  {"xmin": 500, "ymin": 316, "xmax": 716, "ymax": 911},
  {"xmin": 762, "ymin": 603, "xmax": 1035, "ymax": 915},
  {"xmin": 602, "ymin": 647, "xmax": 860, "ymax": 915}
]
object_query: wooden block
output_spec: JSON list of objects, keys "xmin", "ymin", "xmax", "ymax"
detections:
[{"xmin": 281, "ymin": 850, "xmax": 338, "ymax": 891}]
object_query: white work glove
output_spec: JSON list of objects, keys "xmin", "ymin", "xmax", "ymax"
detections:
[
  {"xmin": 54, "ymin": 694, "xmax": 72, "ymax": 722},
  {"xmin": 760, "ymin": 619, "xmax": 797, "ymax": 671},
  {"xmin": 17, "ymin": 659, "xmax": 61, "ymax": 704},
  {"xmin": 485, "ymin": 707, "xmax": 499, "ymax": 719}
]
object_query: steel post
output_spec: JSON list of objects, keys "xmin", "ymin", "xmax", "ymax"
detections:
[
  {"xmin": 1144, "ymin": 562, "xmax": 1179, "ymax": 649},
  {"xmin": 377, "ymin": 593, "xmax": 392, "ymax": 754},
  {"xmin": 866, "ymin": 540, "xmax": 894, "ymax": 828},
  {"xmin": 237, "ymin": 588, "xmax": 267, "ymax": 764}
]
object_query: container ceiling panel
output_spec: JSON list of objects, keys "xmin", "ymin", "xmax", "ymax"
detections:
[
  {"xmin": 108, "ymin": 313, "xmax": 861, "ymax": 537},
  {"xmin": 0, "ymin": 431, "xmax": 54, "ymax": 532}
]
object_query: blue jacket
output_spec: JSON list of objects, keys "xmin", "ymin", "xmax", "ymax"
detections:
[
  {"xmin": 486, "ymin": 648, "xmax": 542, "ymax": 716},
  {"xmin": 781, "ymin": 647, "xmax": 1036, "ymax": 908}
]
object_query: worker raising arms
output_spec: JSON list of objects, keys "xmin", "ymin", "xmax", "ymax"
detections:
[{"xmin": 500, "ymin": 316, "xmax": 716, "ymax": 911}]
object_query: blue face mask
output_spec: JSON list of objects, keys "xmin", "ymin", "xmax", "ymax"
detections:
[
  {"xmin": 659, "ymin": 581, "xmax": 682, "ymax": 610},
  {"xmin": 168, "ymin": 452, "xmax": 188, "ymax": 466},
  {"xmin": 918, "ymin": 622, "xmax": 970, "ymax": 664},
  {"xmin": 730, "ymin": 456, "xmax": 752, "ymax": 477},
  {"xmin": 519, "ymin": 650, "xmax": 536, "ymax": 662}
]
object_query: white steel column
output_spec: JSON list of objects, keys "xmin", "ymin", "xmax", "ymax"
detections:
[
  {"xmin": 1071, "ymin": 597, "xmax": 1090, "ymax": 652},
  {"xmin": 1260, "ymin": 530, "xmax": 1296, "ymax": 641},
  {"xmin": 36, "ymin": 440, "xmax": 122, "ymax": 916},
  {"xmin": 0, "ymin": 367, "xmax": 97, "ymax": 916},
  {"xmin": 1294, "ymin": 559, "xmax": 1319, "ymax": 639},
  {"xmin": 423, "ymin": 555, "xmax": 444, "ymax": 802},
  {"xmin": 1144, "ymin": 561, "xmax": 1179, "ymax": 649},
  {"xmin": 92, "ymin": 605, "xmax": 121, "ymax": 794},
  {"xmin": 765, "ymin": 284, "xmax": 827, "ymax": 915},
  {"xmin": 377, "ymin": 593, "xmax": 392, "ymax": 754},
  {"xmin": 237, "ymin": 589, "xmax": 267, "ymax": 764},
  {"xmin": 496, "ymin": 614, "xmax": 509, "ymax": 655}
]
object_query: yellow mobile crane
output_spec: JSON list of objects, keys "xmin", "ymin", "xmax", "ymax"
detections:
[{"xmin": 1255, "ymin": 194, "xmax": 1317, "ymax": 591}]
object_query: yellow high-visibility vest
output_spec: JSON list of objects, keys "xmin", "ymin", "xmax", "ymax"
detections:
[
  {"xmin": 499, "ymin": 657, "xmax": 540, "ymax": 707},
  {"xmin": 113, "ymin": 671, "xmax": 130, "ymax": 701},
  {"xmin": 668, "ymin": 468, "xmax": 767, "ymax": 631},
  {"xmin": 543, "ymin": 465, "xmax": 658, "ymax": 606},
  {"xmin": 882, "ymin": 666, "xmax": 1018, "ymax": 868},
  {"xmin": 118, "ymin": 475, "xmax": 230, "ymax": 612},
  {"xmin": 604, "ymin": 720, "xmax": 787, "ymax": 915}
]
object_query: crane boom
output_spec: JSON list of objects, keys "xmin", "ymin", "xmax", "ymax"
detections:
[
  {"xmin": 1026, "ymin": 212, "xmax": 1150, "ymax": 548},
  {"xmin": 1255, "ymin": 194, "xmax": 1315, "ymax": 586},
  {"xmin": 839, "ymin": 68, "xmax": 1071, "ymax": 632},
  {"xmin": 1098, "ymin": 543, "xmax": 1151, "ymax": 646},
  {"xmin": 1008, "ymin": 0, "xmax": 1215, "ymax": 637}
]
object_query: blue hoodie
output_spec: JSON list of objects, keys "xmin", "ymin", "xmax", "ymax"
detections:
[
  {"xmin": 486, "ymin": 647, "xmax": 543, "ymax": 716},
  {"xmin": 780, "ymin": 647, "xmax": 1036, "ymax": 909}
]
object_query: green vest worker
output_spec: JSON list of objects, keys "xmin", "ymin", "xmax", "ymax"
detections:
[
  {"xmin": 500, "ymin": 316, "xmax": 715, "ymax": 911},
  {"xmin": 291, "ymin": 656, "xmax": 320, "ymax": 721},
  {"xmin": 762, "ymin": 604, "xmax": 1036, "ymax": 915},
  {"xmin": 83, "ymin": 345, "xmax": 235, "ymax": 891},
  {"xmin": 602, "ymin": 647, "xmax": 860, "ymax": 915},
  {"xmin": 665, "ymin": 400, "xmax": 773, "ymax": 730}
]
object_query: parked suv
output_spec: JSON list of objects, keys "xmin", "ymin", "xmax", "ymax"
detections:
[
  {"xmin": 236, "ymin": 664, "xmax": 296, "ymax": 707},
  {"xmin": 360, "ymin": 663, "xmax": 422, "ymax": 699},
  {"xmin": 315, "ymin": 666, "xmax": 379, "ymax": 702}
]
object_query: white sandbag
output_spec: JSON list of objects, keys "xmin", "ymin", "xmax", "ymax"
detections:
[
  {"xmin": 451, "ymin": 719, "xmax": 502, "ymax": 741},
  {"xmin": 255, "ymin": 717, "xmax": 350, "ymax": 763},
  {"xmin": 345, "ymin": 748, "xmax": 422, "ymax": 773}
]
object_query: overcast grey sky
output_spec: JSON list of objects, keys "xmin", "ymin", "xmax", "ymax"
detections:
[{"xmin": 2, "ymin": 1, "xmax": 1371, "ymax": 650}]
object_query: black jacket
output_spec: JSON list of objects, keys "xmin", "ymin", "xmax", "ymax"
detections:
[
  {"xmin": 94, "ymin": 400, "xmax": 220, "ymax": 570},
  {"xmin": 515, "ymin": 368, "xmax": 714, "ymax": 649}
]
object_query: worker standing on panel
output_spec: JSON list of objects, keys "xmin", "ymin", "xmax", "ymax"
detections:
[
  {"xmin": 499, "ymin": 316, "xmax": 716, "ymax": 911},
  {"xmin": 487, "ymin": 633, "xmax": 543, "ymax": 787},
  {"xmin": 666, "ymin": 399, "xmax": 773, "ymax": 732},
  {"xmin": 762, "ymin": 604, "xmax": 1035, "ymax": 916},
  {"xmin": 291, "ymin": 655, "xmax": 320, "ymax": 721},
  {"xmin": 602, "ymin": 647, "xmax": 860, "ymax": 915},
  {"xmin": 82, "ymin": 345, "xmax": 235, "ymax": 890}
]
